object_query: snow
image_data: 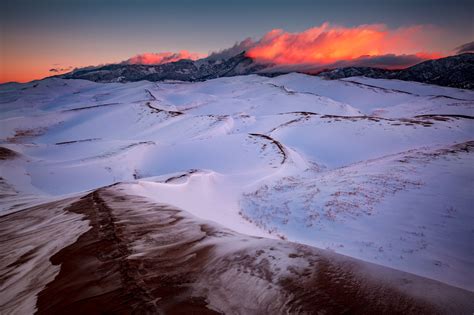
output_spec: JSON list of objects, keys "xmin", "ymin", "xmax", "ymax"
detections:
[
  {"xmin": 128, "ymin": 173, "xmax": 271, "ymax": 238},
  {"xmin": 241, "ymin": 143, "xmax": 474, "ymax": 290},
  {"xmin": 1, "ymin": 74, "xmax": 473, "ymax": 291}
]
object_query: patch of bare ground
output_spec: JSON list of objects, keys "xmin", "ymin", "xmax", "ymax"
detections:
[
  {"xmin": 55, "ymin": 138, "xmax": 101, "ymax": 145},
  {"xmin": 271, "ymin": 113, "xmax": 467, "ymax": 132},
  {"xmin": 79, "ymin": 141, "xmax": 154, "ymax": 162},
  {"xmin": 165, "ymin": 169, "xmax": 199, "ymax": 183},
  {"xmin": 414, "ymin": 114, "xmax": 474, "ymax": 120},
  {"xmin": 269, "ymin": 116, "xmax": 310, "ymax": 133},
  {"xmin": 6, "ymin": 127, "xmax": 47, "ymax": 143},
  {"xmin": 145, "ymin": 101, "xmax": 183, "ymax": 117},
  {"xmin": 0, "ymin": 176, "xmax": 18, "ymax": 200},
  {"xmin": 249, "ymin": 133, "xmax": 288, "ymax": 164},
  {"xmin": 321, "ymin": 114, "xmax": 474, "ymax": 126},
  {"xmin": 342, "ymin": 79, "xmax": 417, "ymax": 95},
  {"xmin": 9, "ymin": 185, "xmax": 468, "ymax": 314},
  {"xmin": 64, "ymin": 102, "xmax": 122, "ymax": 112},
  {"xmin": 279, "ymin": 111, "xmax": 319, "ymax": 116},
  {"xmin": 144, "ymin": 88, "xmax": 183, "ymax": 117},
  {"xmin": 320, "ymin": 115, "xmax": 437, "ymax": 127},
  {"xmin": 399, "ymin": 140, "xmax": 474, "ymax": 163},
  {"xmin": 0, "ymin": 147, "xmax": 18, "ymax": 160}
]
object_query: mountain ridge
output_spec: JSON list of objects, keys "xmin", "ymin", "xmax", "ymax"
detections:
[
  {"xmin": 318, "ymin": 53, "xmax": 474, "ymax": 89},
  {"xmin": 61, "ymin": 52, "xmax": 269, "ymax": 83},
  {"xmin": 59, "ymin": 52, "xmax": 474, "ymax": 89}
]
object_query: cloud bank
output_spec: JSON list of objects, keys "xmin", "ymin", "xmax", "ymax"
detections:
[
  {"xmin": 244, "ymin": 23, "xmax": 442, "ymax": 70},
  {"xmin": 122, "ymin": 23, "xmax": 445, "ymax": 71},
  {"xmin": 125, "ymin": 50, "xmax": 205, "ymax": 65}
]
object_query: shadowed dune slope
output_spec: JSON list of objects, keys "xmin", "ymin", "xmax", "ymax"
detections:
[{"xmin": 1, "ymin": 184, "xmax": 473, "ymax": 314}]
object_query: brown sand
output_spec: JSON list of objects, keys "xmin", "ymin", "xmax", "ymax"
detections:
[
  {"xmin": 0, "ymin": 147, "xmax": 18, "ymax": 160},
  {"xmin": 1, "ymin": 185, "xmax": 473, "ymax": 314}
]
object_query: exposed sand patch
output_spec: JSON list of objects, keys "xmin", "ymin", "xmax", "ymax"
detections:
[
  {"xmin": 0, "ymin": 147, "xmax": 18, "ymax": 160},
  {"xmin": 0, "ymin": 197, "xmax": 89, "ymax": 314},
  {"xmin": 1, "ymin": 185, "xmax": 470, "ymax": 314}
]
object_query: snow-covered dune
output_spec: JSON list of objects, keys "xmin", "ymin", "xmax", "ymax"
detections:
[{"xmin": 1, "ymin": 74, "xmax": 473, "ymax": 311}]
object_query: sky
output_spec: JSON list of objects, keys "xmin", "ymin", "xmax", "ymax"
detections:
[{"xmin": 1, "ymin": 0, "xmax": 473, "ymax": 83}]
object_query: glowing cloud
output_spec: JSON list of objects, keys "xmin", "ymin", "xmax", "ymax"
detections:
[
  {"xmin": 125, "ymin": 50, "xmax": 206, "ymax": 65},
  {"xmin": 455, "ymin": 41, "xmax": 474, "ymax": 54},
  {"xmin": 246, "ymin": 23, "xmax": 443, "ymax": 70}
]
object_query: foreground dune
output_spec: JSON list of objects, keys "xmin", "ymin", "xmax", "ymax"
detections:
[{"xmin": 1, "ymin": 184, "xmax": 473, "ymax": 314}]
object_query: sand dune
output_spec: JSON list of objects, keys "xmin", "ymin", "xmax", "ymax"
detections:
[{"xmin": 1, "ymin": 184, "xmax": 473, "ymax": 314}]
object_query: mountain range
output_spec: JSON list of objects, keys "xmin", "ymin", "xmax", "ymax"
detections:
[
  {"xmin": 60, "ymin": 52, "xmax": 474, "ymax": 89},
  {"xmin": 61, "ymin": 52, "xmax": 268, "ymax": 83}
]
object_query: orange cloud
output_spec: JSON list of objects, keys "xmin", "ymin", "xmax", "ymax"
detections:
[
  {"xmin": 125, "ymin": 50, "xmax": 206, "ymax": 65},
  {"xmin": 246, "ymin": 23, "xmax": 443, "ymax": 69}
]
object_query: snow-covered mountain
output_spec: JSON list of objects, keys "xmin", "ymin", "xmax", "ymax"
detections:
[
  {"xmin": 1, "ymin": 74, "xmax": 473, "ymax": 313},
  {"xmin": 61, "ymin": 52, "xmax": 270, "ymax": 83},
  {"xmin": 319, "ymin": 53, "xmax": 474, "ymax": 89},
  {"xmin": 60, "ymin": 52, "xmax": 474, "ymax": 89}
]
